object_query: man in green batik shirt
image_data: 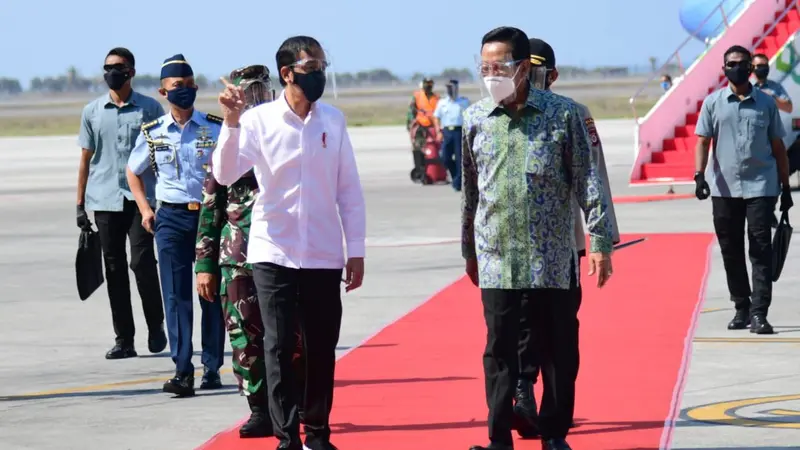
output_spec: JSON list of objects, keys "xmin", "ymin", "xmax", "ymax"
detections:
[{"xmin": 463, "ymin": 27, "xmax": 614, "ymax": 450}]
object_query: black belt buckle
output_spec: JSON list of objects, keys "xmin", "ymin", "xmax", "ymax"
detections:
[{"xmin": 446, "ymin": 126, "xmax": 461, "ymax": 131}]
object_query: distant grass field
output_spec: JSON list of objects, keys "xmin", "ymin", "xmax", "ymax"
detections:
[{"xmin": 0, "ymin": 96, "xmax": 658, "ymax": 137}]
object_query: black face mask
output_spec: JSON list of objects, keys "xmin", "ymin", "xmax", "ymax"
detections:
[
  {"xmin": 104, "ymin": 69, "xmax": 130, "ymax": 91},
  {"xmin": 754, "ymin": 66, "xmax": 770, "ymax": 80},
  {"xmin": 292, "ymin": 70, "xmax": 326, "ymax": 103},
  {"xmin": 446, "ymin": 85, "xmax": 457, "ymax": 98},
  {"xmin": 166, "ymin": 86, "xmax": 197, "ymax": 110},
  {"xmin": 724, "ymin": 65, "xmax": 751, "ymax": 86}
]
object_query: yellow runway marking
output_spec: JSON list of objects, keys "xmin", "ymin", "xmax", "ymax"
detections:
[
  {"xmin": 700, "ymin": 307, "xmax": 729, "ymax": 313},
  {"xmin": 693, "ymin": 337, "xmax": 800, "ymax": 343},
  {"xmin": 686, "ymin": 393, "xmax": 800, "ymax": 429},
  {"xmin": 3, "ymin": 368, "xmax": 234, "ymax": 399}
]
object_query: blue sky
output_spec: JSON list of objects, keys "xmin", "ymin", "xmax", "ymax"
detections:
[{"xmin": 1, "ymin": 0, "xmax": 698, "ymax": 81}]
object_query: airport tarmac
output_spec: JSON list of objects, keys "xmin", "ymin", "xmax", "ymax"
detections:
[{"xmin": 1, "ymin": 120, "xmax": 799, "ymax": 450}]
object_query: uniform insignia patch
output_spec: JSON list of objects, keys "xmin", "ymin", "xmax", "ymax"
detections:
[
  {"xmin": 585, "ymin": 117, "xmax": 600, "ymax": 146},
  {"xmin": 206, "ymin": 113, "xmax": 223, "ymax": 124}
]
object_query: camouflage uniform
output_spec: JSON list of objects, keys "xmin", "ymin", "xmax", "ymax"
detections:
[{"xmin": 195, "ymin": 170, "xmax": 267, "ymax": 397}]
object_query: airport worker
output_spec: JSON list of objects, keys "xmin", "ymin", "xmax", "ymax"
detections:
[
  {"xmin": 126, "ymin": 54, "xmax": 226, "ymax": 398},
  {"xmin": 195, "ymin": 64, "xmax": 305, "ymax": 438},
  {"xmin": 75, "ymin": 46, "xmax": 167, "ymax": 360},
  {"xmin": 463, "ymin": 26, "xmax": 614, "ymax": 450},
  {"xmin": 407, "ymin": 77, "xmax": 440, "ymax": 182},
  {"xmin": 432, "ymin": 79, "xmax": 470, "ymax": 191},
  {"xmin": 511, "ymin": 37, "xmax": 621, "ymax": 437},
  {"xmin": 214, "ymin": 35, "xmax": 366, "ymax": 450},
  {"xmin": 694, "ymin": 45, "xmax": 792, "ymax": 336}
]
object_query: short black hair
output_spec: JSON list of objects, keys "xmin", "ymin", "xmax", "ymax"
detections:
[
  {"xmin": 481, "ymin": 27, "xmax": 530, "ymax": 62},
  {"xmin": 753, "ymin": 53, "xmax": 769, "ymax": 62},
  {"xmin": 275, "ymin": 35, "xmax": 323, "ymax": 86},
  {"xmin": 106, "ymin": 47, "xmax": 135, "ymax": 68},
  {"xmin": 723, "ymin": 45, "xmax": 751, "ymax": 63}
]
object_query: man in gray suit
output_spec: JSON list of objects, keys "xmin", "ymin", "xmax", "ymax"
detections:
[{"xmin": 512, "ymin": 37, "xmax": 621, "ymax": 438}]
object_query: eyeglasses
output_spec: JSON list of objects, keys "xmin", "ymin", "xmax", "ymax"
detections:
[
  {"xmin": 290, "ymin": 58, "xmax": 329, "ymax": 73},
  {"xmin": 724, "ymin": 60, "xmax": 750, "ymax": 69},
  {"xmin": 103, "ymin": 63, "xmax": 130, "ymax": 72},
  {"xmin": 477, "ymin": 60, "xmax": 523, "ymax": 76}
]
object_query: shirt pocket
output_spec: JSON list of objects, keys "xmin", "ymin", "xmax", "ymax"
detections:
[
  {"xmin": 746, "ymin": 116, "xmax": 769, "ymax": 147},
  {"xmin": 154, "ymin": 147, "xmax": 176, "ymax": 177}
]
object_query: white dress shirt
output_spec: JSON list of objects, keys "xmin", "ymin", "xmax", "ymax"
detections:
[{"xmin": 212, "ymin": 91, "xmax": 366, "ymax": 269}]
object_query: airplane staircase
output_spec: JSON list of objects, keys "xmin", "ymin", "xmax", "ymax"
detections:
[{"xmin": 629, "ymin": 0, "xmax": 800, "ymax": 185}]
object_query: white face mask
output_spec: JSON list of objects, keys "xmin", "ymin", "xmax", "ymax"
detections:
[{"xmin": 483, "ymin": 76, "xmax": 515, "ymax": 104}]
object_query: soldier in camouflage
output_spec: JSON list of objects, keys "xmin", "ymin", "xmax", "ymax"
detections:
[{"xmin": 195, "ymin": 64, "xmax": 305, "ymax": 439}]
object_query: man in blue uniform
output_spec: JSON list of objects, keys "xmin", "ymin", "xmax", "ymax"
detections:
[
  {"xmin": 433, "ymin": 79, "xmax": 470, "ymax": 191},
  {"xmin": 126, "ymin": 54, "xmax": 226, "ymax": 397}
]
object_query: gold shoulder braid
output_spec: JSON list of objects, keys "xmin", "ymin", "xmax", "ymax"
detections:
[{"xmin": 142, "ymin": 127, "xmax": 159, "ymax": 177}]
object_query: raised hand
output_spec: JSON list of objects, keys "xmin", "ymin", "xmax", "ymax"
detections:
[{"xmin": 218, "ymin": 77, "xmax": 246, "ymax": 126}]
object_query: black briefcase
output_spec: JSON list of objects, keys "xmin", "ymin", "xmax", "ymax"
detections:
[
  {"xmin": 76, "ymin": 225, "xmax": 105, "ymax": 301},
  {"xmin": 771, "ymin": 211, "xmax": 793, "ymax": 282}
]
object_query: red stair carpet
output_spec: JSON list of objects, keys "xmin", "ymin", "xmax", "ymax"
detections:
[
  {"xmin": 198, "ymin": 233, "xmax": 714, "ymax": 450},
  {"xmin": 641, "ymin": 0, "xmax": 800, "ymax": 183}
]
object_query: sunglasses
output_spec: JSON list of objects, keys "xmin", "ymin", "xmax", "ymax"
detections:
[
  {"xmin": 103, "ymin": 63, "xmax": 130, "ymax": 72},
  {"xmin": 724, "ymin": 60, "xmax": 751, "ymax": 69}
]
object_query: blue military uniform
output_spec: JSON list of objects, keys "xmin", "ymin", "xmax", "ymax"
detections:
[
  {"xmin": 127, "ymin": 54, "xmax": 225, "ymax": 396},
  {"xmin": 434, "ymin": 79, "xmax": 470, "ymax": 191}
]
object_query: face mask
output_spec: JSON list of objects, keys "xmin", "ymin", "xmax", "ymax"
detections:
[
  {"xmin": 724, "ymin": 66, "xmax": 751, "ymax": 86},
  {"xmin": 447, "ymin": 86, "xmax": 458, "ymax": 98},
  {"xmin": 104, "ymin": 69, "xmax": 129, "ymax": 91},
  {"xmin": 484, "ymin": 76, "xmax": 516, "ymax": 104},
  {"xmin": 292, "ymin": 70, "xmax": 326, "ymax": 103},
  {"xmin": 754, "ymin": 66, "xmax": 769, "ymax": 80},
  {"xmin": 660, "ymin": 81, "xmax": 670, "ymax": 91},
  {"xmin": 166, "ymin": 86, "xmax": 197, "ymax": 110}
]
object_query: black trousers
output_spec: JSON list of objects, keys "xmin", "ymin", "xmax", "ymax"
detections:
[
  {"xmin": 482, "ymin": 275, "xmax": 580, "ymax": 444},
  {"xmin": 518, "ymin": 285, "xmax": 582, "ymax": 385},
  {"xmin": 711, "ymin": 196, "xmax": 774, "ymax": 316},
  {"xmin": 93, "ymin": 199, "xmax": 163, "ymax": 345},
  {"xmin": 252, "ymin": 262, "xmax": 343, "ymax": 447}
]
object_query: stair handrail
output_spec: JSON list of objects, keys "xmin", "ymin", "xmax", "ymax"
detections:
[
  {"xmin": 628, "ymin": 0, "xmax": 749, "ymax": 121},
  {"xmin": 710, "ymin": 0, "xmax": 799, "ymax": 91}
]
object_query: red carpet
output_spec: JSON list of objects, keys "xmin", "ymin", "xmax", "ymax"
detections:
[{"xmin": 199, "ymin": 233, "xmax": 713, "ymax": 450}]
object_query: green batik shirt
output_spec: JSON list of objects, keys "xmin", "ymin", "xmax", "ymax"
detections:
[
  {"xmin": 460, "ymin": 87, "xmax": 613, "ymax": 290},
  {"xmin": 195, "ymin": 165, "xmax": 258, "ymax": 282}
]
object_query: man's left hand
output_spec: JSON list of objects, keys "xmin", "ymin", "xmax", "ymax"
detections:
[
  {"xmin": 345, "ymin": 257, "xmax": 364, "ymax": 292},
  {"xmin": 781, "ymin": 186, "xmax": 794, "ymax": 212},
  {"xmin": 587, "ymin": 252, "xmax": 613, "ymax": 288}
]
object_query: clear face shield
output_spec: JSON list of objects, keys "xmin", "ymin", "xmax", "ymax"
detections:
[
  {"xmin": 230, "ymin": 64, "xmax": 274, "ymax": 109},
  {"xmin": 529, "ymin": 65, "xmax": 548, "ymax": 90},
  {"xmin": 474, "ymin": 54, "xmax": 527, "ymax": 102}
]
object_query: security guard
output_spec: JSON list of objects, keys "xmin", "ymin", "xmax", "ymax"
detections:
[
  {"xmin": 407, "ymin": 77, "xmax": 439, "ymax": 182},
  {"xmin": 433, "ymin": 79, "xmax": 470, "ymax": 191},
  {"xmin": 126, "ymin": 54, "xmax": 226, "ymax": 398}
]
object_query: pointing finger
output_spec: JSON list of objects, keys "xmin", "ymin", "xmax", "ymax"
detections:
[{"xmin": 219, "ymin": 76, "xmax": 234, "ymax": 87}]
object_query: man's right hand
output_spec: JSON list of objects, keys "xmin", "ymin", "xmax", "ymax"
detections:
[
  {"xmin": 694, "ymin": 172, "xmax": 710, "ymax": 200},
  {"xmin": 197, "ymin": 272, "xmax": 217, "ymax": 302},
  {"xmin": 466, "ymin": 258, "xmax": 479, "ymax": 287},
  {"xmin": 141, "ymin": 208, "xmax": 155, "ymax": 234},
  {"xmin": 76, "ymin": 205, "xmax": 91, "ymax": 229},
  {"xmin": 218, "ymin": 77, "xmax": 246, "ymax": 126}
]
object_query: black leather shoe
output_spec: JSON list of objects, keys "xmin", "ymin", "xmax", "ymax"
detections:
[
  {"xmin": 513, "ymin": 379, "xmax": 539, "ymax": 438},
  {"xmin": 239, "ymin": 411, "xmax": 273, "ymax": 438},
  {"xmin": 727, "ymin": 310, "xmax": 751, "ymax": 330},
  {"xmin": 750, "ymin": 315, "xmax": 774, "ymax": 334},
  {"xmin": 163, "ymin": 373, "xmax": 195, "ymax": 397},
  {"xmin": 542, "ymin": 438, "xmax": 572, "ymax": 450},
  {"xmin": 276, "ymin": 441, "xmax": 303, "ymax": 450},
  {"xmin": 148, "ymin": 325, "xmax": 168, "ymax": 354},
  {"xmin": 469, "ymin": 445, "xmax": 513, "ymax": 450},
  {"xmin": 200, "ymin": 368, "xmax": 222, "ymax": 389},
  {"xmin": 105, "ymin": 342, "xmax": 137, "ymax": 360},
  {"xmin": 304, "ymin": 440, "xmax": 339, "ymax": 450}
]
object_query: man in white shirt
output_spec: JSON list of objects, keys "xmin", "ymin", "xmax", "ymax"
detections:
[{"xmin": 214, "ymin": 36, "xmax": 366, "ymax": 450}]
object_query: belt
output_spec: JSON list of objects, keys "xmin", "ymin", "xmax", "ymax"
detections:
[
  {"xmin": 160, "ymin": 201, "xmax": 202, "ymax": 211},
  {"xmin": 445, "ymin": 126, "xmax": 462, "ymax": 131}
]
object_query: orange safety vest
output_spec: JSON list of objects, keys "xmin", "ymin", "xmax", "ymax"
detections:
[{"xmin": 413, "ymin": 90, "xmax": 439, "ymax": 127}]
